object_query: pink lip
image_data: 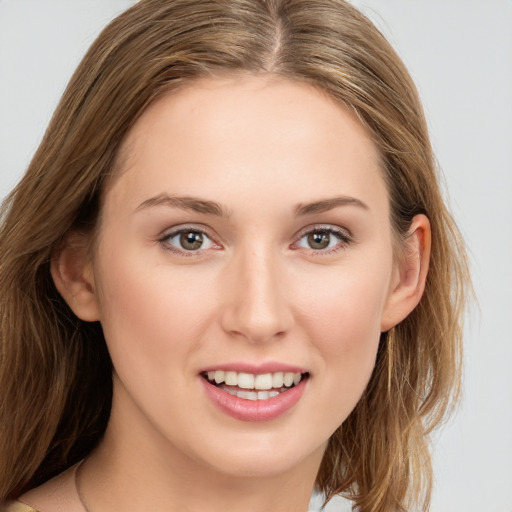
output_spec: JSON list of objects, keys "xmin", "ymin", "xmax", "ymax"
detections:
[
  {"xmin": 201, "ymin": 375, "xmax": 308, "ymax": 422},
  {"xmin": 199, "ymin": 361, "xmax": 308, "ymax": 374}
]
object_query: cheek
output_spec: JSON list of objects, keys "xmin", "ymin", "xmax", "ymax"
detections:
[
  {"xmin": 294, "ymin": 263, "xmax": 391, "ymax": 421},
  {"xmin": 93, "ymin": 251, "xmax": 216, "ymax": 383},
  {"xmin": 315, "ymin": 283, "xmax": 383, "ymax": 381},
  {"xmin": 299, "ymin": 266, "xmax": 389, "ymax": 354}
]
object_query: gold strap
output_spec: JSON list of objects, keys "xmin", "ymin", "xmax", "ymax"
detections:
[{"xmin": 0, "ymin": 501, "xmax": 39, "ymax": 512}]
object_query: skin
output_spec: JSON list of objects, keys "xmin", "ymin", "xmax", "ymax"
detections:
[{"xmin": 25, "ymin": 74, "xmax": 430, "ymax": 512}]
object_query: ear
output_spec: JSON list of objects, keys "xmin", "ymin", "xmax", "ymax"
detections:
[
  {"xmin": 51, "ymin": 232, "xmax": 101, "ymax": 322},
  {"xmin": 381, "ymin": 214, "xmax": 431, "ymax": 332}
]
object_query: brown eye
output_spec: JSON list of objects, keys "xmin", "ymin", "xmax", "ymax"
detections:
[
  {"xmin": 307, "ymin": 231, "xmax": 331, "ymax": 250},
  {"xmin": 180, "ymin": 231, "xmax": 204, "ymax": 250},
  {"xmin": 295, "ymin": 226, "xmax": 351, "ymax": 253},
  {"xmin": 162, "ymin": 228, "xmax": 216, "ymax": 254}
]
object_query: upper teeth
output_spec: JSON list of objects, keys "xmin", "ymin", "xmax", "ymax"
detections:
[{"xmin": 206, "ymin": 371, "xmax": 302, "ymax": 390}]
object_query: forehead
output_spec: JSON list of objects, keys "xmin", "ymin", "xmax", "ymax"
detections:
[{"xmin": 107, "ymin": 74, "xmax": 386, "ymax": 216}]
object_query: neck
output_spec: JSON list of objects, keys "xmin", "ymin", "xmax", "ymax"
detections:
[
  {"xmin": 82, "ymin": 439, "xmax": 320, "ymax": 512},
  {"xmin": 80, "ymin": 396, "xmax": 324, "ymax": 512}
]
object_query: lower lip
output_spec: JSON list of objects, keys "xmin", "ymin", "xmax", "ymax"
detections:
[{"xmin": 201, "ymin": 377, "xmax": 307, "ymax": 422}]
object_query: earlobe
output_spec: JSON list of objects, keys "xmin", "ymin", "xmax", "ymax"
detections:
[
  {"xmin": 51, "ymin": 233, "xmax": 101, "ymax": 322},
  {"xmin": 381, "ymin": 214, "xmax": 431, "ymax": 332}
]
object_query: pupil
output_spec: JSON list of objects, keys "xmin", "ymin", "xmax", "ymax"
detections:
[
  {"xmin": 308, "ymin": 231, "xmax": 330, "ymax": 250},
  {"xmin": 180, "ymin": 231, "xmax": 203, "ymax": 250}
]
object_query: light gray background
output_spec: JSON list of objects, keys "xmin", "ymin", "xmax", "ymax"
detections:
[{"xmin": 1, "ymin": 1, "xmax": 511, "ymax": 511}]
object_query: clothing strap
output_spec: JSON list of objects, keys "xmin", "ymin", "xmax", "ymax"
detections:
[{"xmin": 0, "ymin": 501, "xmax": 38, "ymax": 512}]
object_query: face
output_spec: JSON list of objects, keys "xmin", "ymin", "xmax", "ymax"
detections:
[{"xmin": 72, "ymin": 75, "xmax": 410, "ymax": 479}]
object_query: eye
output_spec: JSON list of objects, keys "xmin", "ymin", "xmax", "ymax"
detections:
[
  {"xmin": 160, "ymin": 228, "xmax": 217, "ymax": 253},
  {"xmin": 294, "ymin": 227, "xmax": 351, "ymax": 253}
]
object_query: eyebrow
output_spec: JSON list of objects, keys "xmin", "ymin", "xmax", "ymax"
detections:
[
  {"xmin": 136, "ymin": 194, "xmax": 229, "ymax": 217},
  {"xmin": 295, "ymin": 196, "xmax": 369, "ymax": 216},
  {"xmin": 136, "ymin": 193, "xmax": 367, "ymax": 217}
]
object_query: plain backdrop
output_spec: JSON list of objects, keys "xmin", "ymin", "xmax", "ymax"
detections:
[{"xmin": 1, "ymin": 1, "xmax": 511, "ymax": 511}]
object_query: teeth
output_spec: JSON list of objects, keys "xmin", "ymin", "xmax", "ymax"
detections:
[
  {"xmin": 238, "ymin": 373, "xmax": 255, "ymax": 389},
  {"xmin": 272, "ymin": 372, "xmax": 284, "ymax": 388},
  {"xmin": 255, "ymin": 373, "xmax": 273, "ymax": 390},
  {"xmin": 218, "ymin": 385, "xmax": 287, "ymax": 401},
  {"xmin": 283, "ymin": 372, "xmax": 295, "ymax": 387},
  {"xmin": 236, "ymin": 389, "xmax": 253, "ymax": 399},
  {"xmin": 207, "ymin": 370, "xmax": 304, "ymax": 390},
  {"xmin": 225, "ymin": 371, "xmax": 237, "ymax": 386}
]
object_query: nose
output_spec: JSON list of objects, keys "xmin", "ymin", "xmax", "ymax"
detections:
[{"xmin": 219, "ymin": 247, "xmax": 294, "ymax": 344}]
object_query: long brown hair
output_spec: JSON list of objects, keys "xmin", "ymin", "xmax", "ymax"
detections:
[{"xmin": 0, "ymin": 1, "xmax": 469, "ymax": 510}]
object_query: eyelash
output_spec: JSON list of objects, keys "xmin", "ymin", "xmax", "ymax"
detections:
[
  {"xmin": 293, "ymin": 225, "xmax": 353, "ymax": 255},
  {"xmin": 158, "ymin": 225, "xmax": 220, "ymax": 257},
  {"xmin": 157, "ymin": 224, "xmax": 353, "ymax": 257}
]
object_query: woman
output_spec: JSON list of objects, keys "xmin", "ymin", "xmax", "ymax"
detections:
[{"xmin": 0, "ymin": 1, "xmax": 469, "ymax": 511}]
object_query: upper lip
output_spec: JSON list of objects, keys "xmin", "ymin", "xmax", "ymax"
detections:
[{"xmin": 199, "ymin": 361, "xmax": 308, "ymax": 374}]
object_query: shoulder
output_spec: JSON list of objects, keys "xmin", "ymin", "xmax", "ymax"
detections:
[
  {"xmin": 0, "ymin": 501, "xmax": 39, "ymax": 512},
  {"xmin": 9, "ymin": 462, "xmax": 82, "ymax": 512}
]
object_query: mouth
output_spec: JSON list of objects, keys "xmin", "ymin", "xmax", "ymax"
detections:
[{"xmin": 201, "ymin": 370, "xmax": 310, "ymax": 401}]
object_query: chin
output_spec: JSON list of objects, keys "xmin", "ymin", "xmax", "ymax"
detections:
[{"xmin": 186, "ymin": 430, "xmax": 327, "ymax": 480}]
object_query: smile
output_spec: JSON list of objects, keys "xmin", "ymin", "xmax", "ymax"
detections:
[
  {"xmin": 204, "ymin": 370, "xmax": 305, "ymax": 400},
  {"xmin": 201, "ymin": 369, "xmax": 310, "ymax": 421}
]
